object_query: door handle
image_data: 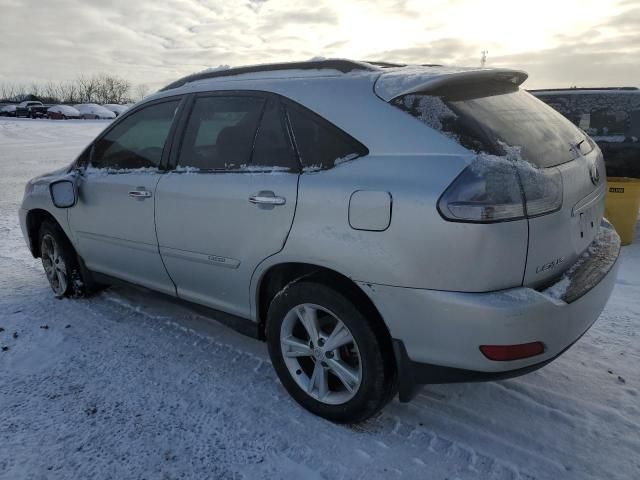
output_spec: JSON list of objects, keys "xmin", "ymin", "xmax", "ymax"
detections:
[
  {"xmin": 128, "ymin": 189, "xmax": 152, "ymax": 199},
  {"xmin": 249, "ymin": 194, "xmax": 286, "ymax": 206}
]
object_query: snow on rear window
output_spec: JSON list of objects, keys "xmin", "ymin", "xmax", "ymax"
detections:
[
  {"xmin": 392, "ymin": 88, "xmax": 591, "ymax": 168},
  {"xmin": 399, "ymin": 94, "xmax": 458, "ymax": 132}
]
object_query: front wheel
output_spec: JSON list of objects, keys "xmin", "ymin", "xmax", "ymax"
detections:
[
  {"xmin": 38, "ymin": 220, "xmax": 86, "ymax": 298},
  {"xmin": 267, "ymin": 281, "xmax": 395, "ymax": 423}
]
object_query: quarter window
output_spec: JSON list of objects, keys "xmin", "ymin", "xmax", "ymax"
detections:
[
  {"xmin": 285, "ymin": 102, "xmax": 368, "ymax": 170},
  {"xmin": 91, "ymin": 100, "xmax": 179, "ymax": 170},
  {"xmin": 178, "ymin": 96, "xmax": 265, "ymax": 170}
]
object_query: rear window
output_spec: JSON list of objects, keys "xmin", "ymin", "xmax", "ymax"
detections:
[{"xmin": 392, "ymin": 85, "xmax": 592, "ymax": 168}]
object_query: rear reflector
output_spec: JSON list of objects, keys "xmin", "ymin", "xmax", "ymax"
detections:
[{"xmin": 479, "ymin": 342, "xmax": 545, "ymax": 361}]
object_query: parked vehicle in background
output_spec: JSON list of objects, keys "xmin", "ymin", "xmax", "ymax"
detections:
[
  {"xmin": 20, "ymin": 60, "xmax": 620, "ymax": 423},
  {"xmin": 16, "ymin": 101, "xmax": 49, "ymax": 119},
  {"xmin": 531, "ymin": 88, "xmax": 640, "ymax": 178},
  {"xmin": 102, "ymin": 104, "xmax": 130, "ymax": 117},
  {"xmin": 74, "ymin": 103, "xmax": 116, "ymax": 120},
  {"xmin": 0, "ymin": 104, "xmax": 17, "ymax": 117},
  {"xmin": 47, "ymin": 105, "xmax": 82, "ymax": 120}
]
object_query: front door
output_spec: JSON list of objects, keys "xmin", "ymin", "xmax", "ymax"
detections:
[
  {"xmin": 69, "ymin": 98, "xmax": 182, "ymax": 295},
  {"xmin": 155, "ymin": 94, "xmax": 299, "ymax": 318}
]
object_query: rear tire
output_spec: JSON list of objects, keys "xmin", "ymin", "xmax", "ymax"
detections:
[
  {"xmin": 38, "ymin": 220, "xmax": 87, "ymax": 298},
  {"xmin": 266, "ymin": 281, "xmax": 394, "ymax": 423}
]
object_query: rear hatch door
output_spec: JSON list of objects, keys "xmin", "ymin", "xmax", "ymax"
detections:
[{"xmin": 379, "ymin": 68, "xmax": 605, "ymax": 288}]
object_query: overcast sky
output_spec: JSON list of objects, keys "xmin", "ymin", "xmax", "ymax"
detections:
[{"xmin": 0, "ymin": 0, "xmax": 638, "ymax": 90}]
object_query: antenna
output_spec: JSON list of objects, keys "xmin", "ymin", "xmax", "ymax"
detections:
[{"xmin": 481, "ymin": 50, "xmax": 488, "ymax": 68}]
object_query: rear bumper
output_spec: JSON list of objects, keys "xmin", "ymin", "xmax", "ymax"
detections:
[
  {"xmin": 358, "ymin": 220, "xmax": 621, "ymax": 401},
  {"xmin": 391, "ymin": 336, "xmax": 582, "ymax": 401}
]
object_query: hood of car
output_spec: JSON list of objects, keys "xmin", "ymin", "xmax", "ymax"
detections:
[{"xmin": 28, "ymin": 165, "xmax": 72, "ymax": 185}]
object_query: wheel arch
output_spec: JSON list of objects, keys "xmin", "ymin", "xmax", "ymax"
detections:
[
  {"xmin": 26, "ymin": 208, "xmax": 67, "ymax": 258},
  {"xmin": 255, "ymin": 262, "xmax": 396, "ymax": 369}
]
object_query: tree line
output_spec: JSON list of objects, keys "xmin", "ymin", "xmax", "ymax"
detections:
[{"xmin": 0, "ymin": 74, "xmax": 150, "ymax": 105}]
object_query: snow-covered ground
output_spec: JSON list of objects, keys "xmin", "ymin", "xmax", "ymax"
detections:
[{"xmin": 1, "ymin": 118, "xmax": 639, "ymax": 480}]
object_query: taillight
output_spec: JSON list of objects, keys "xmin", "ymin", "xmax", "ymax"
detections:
[
  {"xmin": 519, "ymin": 164, "xmax": 563, "ymax": 217},
  {"xmin": 438, "ymin": 155, "xmax": 562, "ymax": 223}
]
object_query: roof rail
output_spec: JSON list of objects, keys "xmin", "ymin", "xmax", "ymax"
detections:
[
  {"xmin": 159, "ymin": 59, "xmax": 379, "ymax": 92},
  {"xmin": 530, "ymin": 87, "xmax": 639, "ymax": 92},
  {"xmin": 361, "ymin": 61, "xmax": 443, "ymax": 68},
  {"xmin": 362, "ymin": 61, "xmax": 407, "ymax": 68}
]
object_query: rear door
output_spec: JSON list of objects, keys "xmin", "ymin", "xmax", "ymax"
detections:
[
  {"xmin": 69, "ymin": 98, "xmax": 183, "ymax": 295},
  {"xmin": 155, "ymin": 93, "xmax": 299, "ymax": 318}
]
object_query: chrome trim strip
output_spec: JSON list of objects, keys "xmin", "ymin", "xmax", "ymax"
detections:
[{"xmin": 159, "ymin": 246, "xmax": 241, "ymax": 269}]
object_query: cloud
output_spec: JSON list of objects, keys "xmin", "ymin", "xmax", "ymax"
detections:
[
  {"xmin": 371, "ymin": 38, "xmax": 478, "ymax": 65},
  {"xmin": 490, "ymin": 7, "xmax": 640, "ymax": 88},
  {"xmin": 0, "ymin": 0, "xmax": 637, "ymax": 92}
]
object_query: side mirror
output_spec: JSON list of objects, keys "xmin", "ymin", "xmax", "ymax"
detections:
[{"xmin": 50, "ymin": 178, "xmax": 77, "ymax": 208}]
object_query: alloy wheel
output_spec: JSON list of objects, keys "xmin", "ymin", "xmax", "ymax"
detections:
[
  {"xmin": 41, "ymin": 234, "xmax": 68, "ymax": 296},
  {"xmin": 280, "ymin": 303, "xmax": 362, "ymax": 405}
]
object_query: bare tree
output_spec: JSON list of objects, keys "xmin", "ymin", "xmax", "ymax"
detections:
[
  {"xmin": 1, "ymin": 74, "xmax": 133, "ymax": 104},
  {"xmin": 133, "ymin": 83, "xmax": 150, "ymax": 102}
]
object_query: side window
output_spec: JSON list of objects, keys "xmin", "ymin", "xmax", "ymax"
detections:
[
  {"xmin": 285, "ymin": 102, "xmax": 367, "ymax": 170},
  {"xmin": 91, "ymin": 100, "xmax": 179, "ymax": 170},
  {"xmin": 178, "ymin": 96, "xmax": 265, "ymax": 170},
  {"xmin": 251, "ymin": 99, "xmax": 297, "ymax": 170}
]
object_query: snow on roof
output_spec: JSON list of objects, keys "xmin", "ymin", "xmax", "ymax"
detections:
[
  {"xmin": 48, "ymin": 105, "xmax": 80, "ymax": 115},
  {"xmin": 74, "ymin": 104, "xmax": 116, "ymax": 117},
  {"xmin": 102, "ymin": 104, "xmax": 129, "ymax": 113},
  {"xmin": 160, "ymin": 59, "xmax": 378, "ymax": 91}
]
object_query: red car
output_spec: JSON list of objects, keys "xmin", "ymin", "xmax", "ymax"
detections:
[{"xmin": 47, "ymin": 105, "xmax": 82, "ymax": 120}]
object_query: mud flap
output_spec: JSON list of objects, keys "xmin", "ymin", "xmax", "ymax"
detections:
[{"xmin": 392, "ymin": 339, "xmax": 423, "ymax": 402}]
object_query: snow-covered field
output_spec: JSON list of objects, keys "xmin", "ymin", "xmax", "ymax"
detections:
[{"xmin": 0, "ymin": 118, "xmax": 639, "ymax": 480}]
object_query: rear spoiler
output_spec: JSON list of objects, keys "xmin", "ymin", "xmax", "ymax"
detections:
[{"xmin": 374, "ymin": 67, "xmax": 528, "ymax": 102}]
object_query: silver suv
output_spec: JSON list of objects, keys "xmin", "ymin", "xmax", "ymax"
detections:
[{"xmin": 20, "ymin": 60, "xmax": 620, "ymax": 422}]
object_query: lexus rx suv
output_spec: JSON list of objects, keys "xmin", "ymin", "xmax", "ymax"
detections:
[{"xmin": 20, "ymin": 59, "xmax": 620, "ymax": 422}]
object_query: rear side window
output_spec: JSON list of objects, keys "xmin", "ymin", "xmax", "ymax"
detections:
[
  {"xmin": 178, "ymin": 96, "xmax": 265, "ymax": 170},
  {"xmin": 251, "ymin": 99, "xmax": 297, "ymax": 170},
  {"xmin": 91, "ymin": 100, "xmax": 179, "ymax": 170},
  {"xmin": 285, "ymin": 102, "xmax": 367, "ymax": 170},
  {"xmin": 392, "ymin": 86, "xmax": 591, "ymax": 168}
]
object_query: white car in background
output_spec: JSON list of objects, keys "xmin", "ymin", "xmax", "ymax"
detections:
[
  {"xmin": 47, "ymin": 105, "xmax": 82, "ymax": 120},
  {"xmin": 74, "ymin": 104, "xmax": 116, "ymax": 120},
  {"xmin": 0, "ymin": 104, "xmax": 17, "ymax": 117},
  {"xmin": 102, "ymin": 104, "xmax": 130, "ymax": 117}
]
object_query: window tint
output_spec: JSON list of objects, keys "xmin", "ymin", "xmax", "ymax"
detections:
[
  {"xmin": 91, "ymin": 100, "xmax": 179, "ymax": 169},
  {"xmin": 178, "ymin": 96, "xmax": 265, "ymax": 170},
  {"xmin": 251, "ymin": 99, "xmax": 297, "ymax": 170},
  {"xmin": 393, "ymin": 87, "xmax": 591, "ymax": 168},
  {"xmin": 285, "ymin": 102, "xmax": 367, "ymax": 170}
]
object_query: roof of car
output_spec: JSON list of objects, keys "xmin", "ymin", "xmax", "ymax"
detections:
[
  {"xmin": 159, "ymin": 59, "xmax": 380, "ymax": 91},
  {"xmin": 155, "ymin": 59, "xmax": 528, "ymax": 102}
]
